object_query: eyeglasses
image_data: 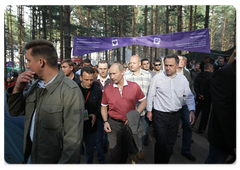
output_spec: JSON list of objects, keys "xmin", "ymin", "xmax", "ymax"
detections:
[{"xmin": 155, "ymin": 64, "xmax": 161, "ymax": 66}]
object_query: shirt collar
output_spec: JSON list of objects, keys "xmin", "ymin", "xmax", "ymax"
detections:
[
  {"xmin": 38, "ymin": 74, "xmax": 58, "ymax": 88},
  {"xmin": 163, "ymin": 70, "xmax": 178, "ymax": 78},
  {"xmin": 113, "ymin": 78, "xmax": 128, "ymax": 88},
  {"xmin": 130, "ymin": 68, "xmax": 144, "ymax": 76},
  {"xmin": 97, "ymin": 74, "xmax": 110, "ymax": 80}
]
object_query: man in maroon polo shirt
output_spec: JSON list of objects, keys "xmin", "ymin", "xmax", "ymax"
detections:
[{"xmin": 101, "ymin": 62, "xmax": 147, "ymax": 164}]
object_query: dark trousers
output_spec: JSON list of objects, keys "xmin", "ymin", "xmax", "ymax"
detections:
[
  {"xmin": 108, "ymin": 117, "xmax": 132, "ymax": 164},
  {"xmin": 153, "ymin": 110, "xmax": 180, "ymax": 164},
  {"xmin": 195, "ymin": 98, "xmax": 211, "ymax": 131},
  {"xmin": 179, "ymin": 105, "xmax": 192, "ymax": 154}
]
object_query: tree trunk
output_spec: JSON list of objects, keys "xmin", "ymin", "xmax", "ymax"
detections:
[
  {"xmin": 32, "ymin": 5, "xmax": 35, "ymax": 40},
  {"xmin": 204, "ymin": 5, "xmax": 210, "ymax": 28},
  {"xmin": 194, "ymin": 5, "xmax": 197, "ymax": 30},
  {"xmin": 143, "ymin": 5, "xmax": 148, "ymax": 58},
  {"xmin": 104, "ymin": 6, "xmax": 108, "ymax": 61},
  {"xmin": 38, "ymin": 7, "xmax": 41, "ymax": 38},
  {"xmin": 117, "ymin": 6, "xmax": 121, "ymax": 63},
  {"xmin": 122, "ymin": 6, "xmax": 127, "ymax": 63},
  {"xmin": 150, "ymin": 6, "xmax": 153, "ymax": 64},
  {"xmin": 221, "ymin": 9, "xmax": 227, "ymax": 51},
  {"xmin": 189, "ymin": 5, "xmax": 193, "ymax": 31},
  {"xmin": 155, "ymin": 5, "xmax": 158, "ymax": 60},
  {"xmin": 86, "ymin": 7, "xmax": 90, "ymax": 59},
  {"xmin": 42, "ymin": 6, "xmax": 46, "ymax": 39},
  {"xmin": 165, "ymin": 5, "xmax": 169, "ymax": 56},
  {"xmin": 234, "ymin": 10, "xmax": 236, "ymax": 47},
  {"xmin": 49, "ymin": 6, "xmax": 52, "ymax": 41},
  {"xmin": 177, "ymin": 5, "xmax": 182, "ymax": 55},
  {"xmin": 63, "ymin": 5, "xmax": 71, "ymax": 59},
  {"xmin": 2, "ymin": 3, "xmax": 7, "ymax": 78},
  {"xmin": 60, "ymin": 6, "xmax": 63, "ymax": 61},
  {"xmin": 114, "ymin": 6, "xmax": 118, "ymax": 61},
  {"xmin": 17, "ymin": 5, "xmax": 22, "ymax": 71},
  {"xmin": 210, "ymin": 6, "xmax": 215, "ymax": 49},
  {"xmin": 7, "ymin": 8, "xmax": 10, "ymax": 61},
  {"xmin": 132, "ymin": 5, "xmax": 136, "ymax": 55},
  {"xmin": 10, "ymin": 6, "xmax": 13, "ymax": 65}
]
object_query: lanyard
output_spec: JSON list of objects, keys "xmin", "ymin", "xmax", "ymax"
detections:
[{"xmin": 85, "ymin": 91, "xmax": 90, "ymax": 104}]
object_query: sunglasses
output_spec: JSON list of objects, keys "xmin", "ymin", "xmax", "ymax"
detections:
[{"xmin": 155, "ymin": 64, "xmax": 161, "ymax": 66}]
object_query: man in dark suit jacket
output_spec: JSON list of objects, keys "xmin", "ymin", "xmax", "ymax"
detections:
[
  {"xmin": 205, "ymin": 60, "xmax": 236, "ymax": 164},
  {"xmin": 194, "ymin": 63, "xmax": 213, "ymax": 133}
]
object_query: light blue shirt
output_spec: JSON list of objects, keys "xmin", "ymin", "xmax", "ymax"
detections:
[
  {"xmin": 30, "ymin": 74, "xmax": 58, "ymax": 141},
  {"xmin": 147, "ymin": 71, "xmax": 195, "ymax": 113}
]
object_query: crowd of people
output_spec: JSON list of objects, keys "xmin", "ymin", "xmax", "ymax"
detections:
[{"xmin": 5, "ymin": 39, "xmax": 236, "ymax": 164}]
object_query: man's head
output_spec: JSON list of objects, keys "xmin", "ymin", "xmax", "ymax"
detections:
[
  {"xmin": 80, "ymin": 66, "xmax": 95, "ymax": 89},
  {"xmin": 164, "ymin": 54, "xmax": 179, "ymax": 77},
  {"xmin": 61, "ymin": 59, "xmax": 74, "ymax": 76},
  {"xmin": 73, "ymin": 62, "xmax": 79, "ymax": 72},
  {"xmin": 195, "ymin": 63, "xmax": 200, "ymax": 70},
  {"xmin": 204, "ymin": 56, "xmax": 210, "ymax": 63},
  {"xmin": 183, "ymin": 57, "xmax": 188, "ymax": 67},
  {"xmin": 153, "ymin": 59, "xmax": 162, "ymax": 72},
  {"xmin": 141, "ymin": 58, "xmax": 150, "ymax": 71},
  {"xmin": 129, "ymin": 55, "xmax": 141, "ymax": 72},
  {"xmin": 177, "ymin": 55, "xmax": 184, "ymax": 68},
  {"xmin": 204, "ymin": 63, "xmax": 213, "ymax": 72},
  {"xmin": 218, "ymin": 57, "xmax": 224, "ymax": 66},
  {"xmin": 98, "ymin": 60, "xmax": 109, "ymax": 79},
  {"xmin": 83, "ymin": 58, "xmax": 91, "ymax": 67},
  {"xmin": 109, "ymin": 62, "xmax": 124, "ymax": 84},
  {"xmin": 24, "ymin": 39, "xmax": 58, "ymax": 78}
]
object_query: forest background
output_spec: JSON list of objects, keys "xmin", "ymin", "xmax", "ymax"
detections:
[{"xmin": 3, "ymin": 5, "xmax": 236, "ymax": 77}]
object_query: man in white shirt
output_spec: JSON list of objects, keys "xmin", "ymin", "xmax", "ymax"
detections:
[{"xmin": 147, "ymin": 53, "xmax": 195, "ymax": 164}]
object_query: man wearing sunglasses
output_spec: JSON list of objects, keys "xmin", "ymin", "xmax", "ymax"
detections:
[{"xmin": 153, "ymin": 59, "xmax": 162, "ymax": 74}]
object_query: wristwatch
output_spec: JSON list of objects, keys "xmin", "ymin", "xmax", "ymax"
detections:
[{"xmin": 103, "ymin": 120, "xmax": 108, "ymax": 125}]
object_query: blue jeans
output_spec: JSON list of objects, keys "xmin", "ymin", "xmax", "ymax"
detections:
[
  {"xmin": 179, "ymin": 105, "xmax": 192, "ymax": 154},
  {"xmin": 129, "ymin": 114, "xmax": 149, "ymax": 154},
  {"xmin": 78, "ymin": 131, "xmax": 96, "ymax": 164},
  {"xmin": 95, "ymin": 119, "xmax": 105, "ymax": 163},
  {"xmin": 205, "ymin": 144, "xmax": 229, "ymax": 164}
]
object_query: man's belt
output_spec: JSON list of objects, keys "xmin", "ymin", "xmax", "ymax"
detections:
[
  {"xmin": 154, "ymin": 109, "xmax": 179, "ymax": 115},
  {"xmin": 110, "ymin": 117, "xmax": 126, "ymax": 123}
]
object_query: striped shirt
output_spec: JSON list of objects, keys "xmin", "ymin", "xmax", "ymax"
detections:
[{"xmin": 124, "ymin": 68, "xmax": 152, "ymax": 116}]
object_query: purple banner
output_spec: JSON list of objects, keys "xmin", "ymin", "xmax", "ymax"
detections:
[
  {"xmin": 73, "ymin": 28, "xmax": 210, "ymax": 56},
  {"xmin": 135, "ymin": 28, "xmax": 210, "ymax": 53},
  {"xmin": 73, "ymin": 36, "xmax": 134, "ymax": 56}
]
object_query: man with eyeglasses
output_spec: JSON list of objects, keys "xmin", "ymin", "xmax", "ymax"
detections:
[{"xmin": 153, "ymin": 59, "xmax": 162, "ymax": 74}]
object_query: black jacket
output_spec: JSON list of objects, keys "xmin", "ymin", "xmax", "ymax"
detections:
[
  {"xmin": 79, "ymin": 82, "xmax": 102, "ymax": 133},
  {"xmin": 207, "ymin": 60, "xmax": 236, "ymax": 155},
  {"xmin": 194, "ymin": 71, "xmax": 212, "ymax": 99}
]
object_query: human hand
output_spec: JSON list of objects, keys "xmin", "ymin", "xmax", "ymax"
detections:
[
  {"xmin": 89, "ymin": 114, "xmax": 96, "ymax": 127},
  {"xmin": 189, "ymin": 111, "xmax": 196, "ymax": 125},
  {"xmin": 104, "ymin": 122, "xmax": 112, "ymax": 133},
  {"xmin": 147, "ymin": 111, "xmax": 153, "ymax": 121},
  {"xmin": 12, "ymin": 70, "xmax": 35, "ymax": 94}
]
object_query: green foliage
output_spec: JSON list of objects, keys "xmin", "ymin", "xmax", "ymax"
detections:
[{"xmin": 4, "ymin": 5, "xmax": 236, "ymax": 55}]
